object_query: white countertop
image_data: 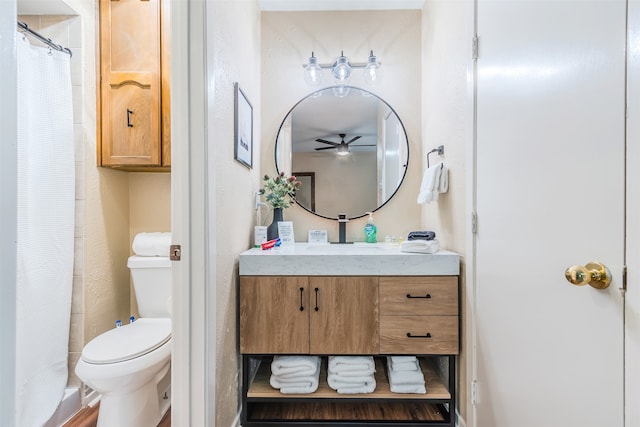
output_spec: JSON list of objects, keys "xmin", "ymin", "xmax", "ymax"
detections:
[{"xmin": 239, "ymin": 242, "xmax": 460, "ymax": 276}]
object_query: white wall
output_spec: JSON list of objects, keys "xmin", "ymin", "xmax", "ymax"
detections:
[{"xmin": 261, "ymin": 10, "xmax": 423, "ymax": 243}]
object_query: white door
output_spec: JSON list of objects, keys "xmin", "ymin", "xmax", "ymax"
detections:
[{"xmin": 474, "ymin": 1, "xmax": 626, "ymax": 426}]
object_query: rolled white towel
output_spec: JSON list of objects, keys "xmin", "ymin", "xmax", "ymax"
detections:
[
  {"xmin": 132, "ymin": 232, "xmax": 172, "ymax": 257},
  {"xmin": 270, "ymin": 374, "xmax": 319, "ymax": 394},
  {"xmin": 328, "ymin": 356, "xmax": 375, "ymax": 374},
  {"xmin": 271, "ymin": 355, "xmax": 320, "ymax": 378},
  {"xmin": 327, "ymin": 373, "xmax": 375, "ymax": 385},
  {"xmin": 327, "ymin": 375, "xmax": 377, "ymax": 394}
]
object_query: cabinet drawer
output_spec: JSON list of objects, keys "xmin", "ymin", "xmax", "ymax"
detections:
[
  {"xmin": 380, "ymin": 316, "xmax": 459, "ymax": 354},
  {"xmin": 379, "ymin": 277, "xmax": 458, "ymax": 316}
]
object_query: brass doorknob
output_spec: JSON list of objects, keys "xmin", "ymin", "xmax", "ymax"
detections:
[{"xmin": 564, "ymin": 262, "xmax": 611, "ymax": 289}]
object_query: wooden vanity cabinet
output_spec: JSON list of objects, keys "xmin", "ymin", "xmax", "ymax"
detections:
[
  {"xmin": 239, "ymin": 274, "xmax": 460, "ymax": 427},
  {"xmin": 239, "ymin": 276, "xmax": 378, "ymax": 354},
  {"xmin": 98, "ymin": 0, "xmax": 171, "ymax": 170}
]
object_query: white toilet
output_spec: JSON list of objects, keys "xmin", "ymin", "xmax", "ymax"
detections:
[{"xmin": 76, "ymin": 252, "xmax": 172, "ymax": 427}]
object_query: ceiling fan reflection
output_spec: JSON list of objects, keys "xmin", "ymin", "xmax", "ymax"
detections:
[{"xmin": 315, "ymin": 133, "xmax": 375, "ymax": 155}]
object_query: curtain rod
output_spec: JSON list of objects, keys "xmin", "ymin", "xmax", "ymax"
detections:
[{"xmin": 17, "ymin": 21, "xmax": 72, "ymax": 57}]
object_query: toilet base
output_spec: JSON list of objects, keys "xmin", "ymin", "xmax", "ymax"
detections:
[{"xmin": 97, "ymin": 362, "xmax": 171, "ymax": 427}]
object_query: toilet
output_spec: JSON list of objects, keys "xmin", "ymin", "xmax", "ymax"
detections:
[{"xmin": 76, "ymin": 241, "xmax": 172, "ymax": 427}]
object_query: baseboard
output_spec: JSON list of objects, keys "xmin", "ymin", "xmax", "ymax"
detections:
[{"xmin": 456, "ymin": 409, "xmax": 467, "ymax": 427}]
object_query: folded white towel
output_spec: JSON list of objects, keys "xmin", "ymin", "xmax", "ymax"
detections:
[
  {"xmin": 270, "ymin": 356, "xmax": 321, "ymax": 394},
  {"xmin": 400, "ymin": 239, "xmax": 440, "ymax": 254},
  {"xmin": 389, "ymin": 383, "xmax": 426, "ymax": 394},
  {"xmin": 389, "ymin": 358, "xmax": 420, "ymax": 372},
  {"xmin": 387, "ymin": 368, "xmax": 425, "ymax": 385},
  {"xmin": 328, "ymin": 356, "xmax": 375, "ymax": 374},
  {"xmin": 132, "ymin": 232, "xmax": 172, "ymax": 256},
  {"xmin": 387, "ymin": 356, "xmax": 426, "ymax": 394},
  {"xmin": 327, "ymin": 373, "xmax": 375, "ymax": 385},
  {"xmin": 327, "ymin": 374, "xmax": 377, "ymax": 394},
  {"xmin": 387, "ymin": 357, "xmax": 421, "ymax": 375},
  {"xmin": 389, "ymin": 356, "xmax": 417, "ymax": 363},
  {"xmin": 271, "ymin": 355, "xmax": 320, "ymax": 378},
  {"xmin": 417, "ymin": 162, "xmax": 448, "ymax": 205},
  {"xmin": 328, "ymin": 366, "xmax": 375, "ymax": 377},
  {"xmin": 269, "ymin": 375, "xmax": 319, "ymax": 394}
]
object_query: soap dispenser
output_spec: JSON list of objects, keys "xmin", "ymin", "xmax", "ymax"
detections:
[{"xmin": 364, "ymin": 212, "xmax": 377, "ymax": 243}]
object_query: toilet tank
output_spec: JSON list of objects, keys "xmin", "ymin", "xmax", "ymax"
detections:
[{"xmin": 127, "ymin": 255, "xmax": 172, "ymax": 318}]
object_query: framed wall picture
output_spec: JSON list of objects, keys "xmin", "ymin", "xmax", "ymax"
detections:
[{"xmin": 234, "ymin": 82, "xmax": 253, "ymax": 168}]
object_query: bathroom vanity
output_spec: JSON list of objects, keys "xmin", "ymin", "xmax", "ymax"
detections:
[{"xmin": 239, "ymin": 243, "xmax": 460, "ymax": 426}]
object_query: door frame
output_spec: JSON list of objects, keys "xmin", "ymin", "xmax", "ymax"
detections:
[
  {"xmin": 625, "ymin": 1, "xmax": 640, "ymax": 425},
  {"xmin": 170, "ymin": 0, "xmax": 216, "ymax": 426}
]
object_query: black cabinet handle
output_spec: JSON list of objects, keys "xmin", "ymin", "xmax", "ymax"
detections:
[
  {"xmin": 407, "ymin": 332, "xmax": 432, "ymax": 338},
  {"xmin": 299, "ymin": 287, "xmax": 304, "ymax": 311},
  {"xmin": 314, "ymin": 287, "xmax": 319, "ymax": 311},
  {"xmin": 407, "ymin": 293, "xmax": 432, "ymax": 299},
  {"xmin": 127, "ymin": 109, "xmax": 134, "ymax": 127}
]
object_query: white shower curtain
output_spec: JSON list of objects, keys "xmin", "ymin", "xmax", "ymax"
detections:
[{"xmin": 15, "ymin": 35, "xmax": 75, "ymax": 427}]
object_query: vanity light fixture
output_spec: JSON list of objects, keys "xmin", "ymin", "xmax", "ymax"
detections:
[{"xmin": 303, "ymin": 50, "xmax": 383, "ymax": 87}]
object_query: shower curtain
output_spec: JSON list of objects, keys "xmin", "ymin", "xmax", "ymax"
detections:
[{"xmin": 15, "ymin": 35, "xmax": 75, "ymax": 426}]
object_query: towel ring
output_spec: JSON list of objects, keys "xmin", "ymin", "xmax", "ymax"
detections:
[{"xmin": 427, "ymin": 145, "xmax": 444, "ymax": 168}]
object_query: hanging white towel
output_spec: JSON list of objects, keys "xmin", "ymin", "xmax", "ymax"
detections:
[{"xmin": 417, "ymin": 162, "xmax": 448, "ymax": 204}]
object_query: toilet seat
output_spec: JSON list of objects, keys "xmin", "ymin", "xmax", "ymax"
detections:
[{"xmin": 82, "ymin": 318, "xmax": 171, "ymax": 364}]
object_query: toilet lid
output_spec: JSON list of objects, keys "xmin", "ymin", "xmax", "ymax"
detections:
[{"xmin": 82, "ymin": 318, "xmax": 171, "ymax": 364}]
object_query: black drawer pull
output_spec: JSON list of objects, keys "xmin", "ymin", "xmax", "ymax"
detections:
[
  {"xmin": 407, "ymin": 332, "xmax": 432, "ymax": 338},
  {"xmin": 299, "ymin": 287, "xmax": 304, "ymax": 311},
  {"xmin": 407, "ymin": 293, "xmax": 432, "ymax": 299},
  {"xmin": 314, "ymin": 287, "xmax": 319, "ymax": 311},
  {"xmin": 127, "ymin": 109, "xmax": 134, "ymax": 127}
]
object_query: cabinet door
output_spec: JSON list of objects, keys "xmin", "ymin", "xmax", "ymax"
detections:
[
  {"xmin": 100, "ymin": 0, "xmax": 161, "ymax": 166},
  {"xmin": 240, "ymin": 276, "xmax": 309, "ymax": 354},
  {"xmin": 309, "ymin": 276, "xmax": 379, "ymax": 354}
]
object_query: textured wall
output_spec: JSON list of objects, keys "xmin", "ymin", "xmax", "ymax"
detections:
[
  {"xmin": 421, "ymin": 1, "xmax": 472, "ymax": 421},
  {"xmin": 261, "ymin": 10, "xmax": 423, "ymax": 243},
  {"xmin": 208, "ymin": 1, "xmax": 263, "ymax": 426}
]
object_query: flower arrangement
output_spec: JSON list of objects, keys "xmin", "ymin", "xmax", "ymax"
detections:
[{"xmin": 259, "ymin": 172, "xmax": 302, "ymax": 209}]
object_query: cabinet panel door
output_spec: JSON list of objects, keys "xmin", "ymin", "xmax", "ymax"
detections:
[
  {"xmin": 240, "ymin": 276, "xmax": 309, "ymax": 354},
  {"xmin": 100, "ymin": 0, "xmax": 161, "ymax": 166},
  {"xmin": 309, "ymin": 277, "xmax": 379, "ymax": 355}
]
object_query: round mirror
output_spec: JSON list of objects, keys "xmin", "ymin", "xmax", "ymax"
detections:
[{"xmin": 275, "ymin": 86, "xmax": 409, "ymax": 220}]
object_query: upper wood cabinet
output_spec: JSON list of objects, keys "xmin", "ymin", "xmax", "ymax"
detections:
[{"xmin": 98, "ymin": 0, "xmax": 170, "ymax": 170}]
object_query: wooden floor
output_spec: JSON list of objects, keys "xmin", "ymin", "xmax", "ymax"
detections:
[{"xmin": 63, "ymin": 404, "xmax": 170, "ymax": 427}]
